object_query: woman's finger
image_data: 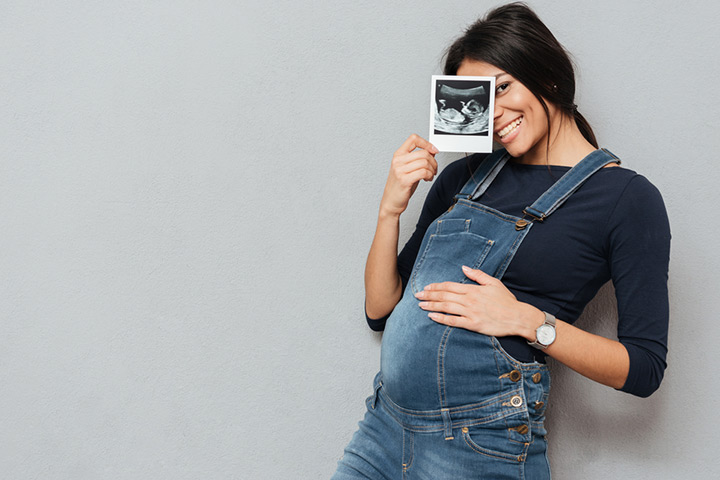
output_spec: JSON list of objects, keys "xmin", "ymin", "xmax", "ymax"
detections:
[
  {"xmin": 395, "ymin": 134, "xmax": 438, "ymax": 156},
  {"xmin": 414, "ymin": 288, "xmax": 465, "ymax": 303},
  {"xmin": 401, "ymin": 168, "xmax": 436, "ymax": 185},
  {"xmin": 422, "ymin": 280, "xmax": 473, "ymax": 294},
  {"xmin": 418, "ymin": 300, "xmax": 467, "ymax": 317},
  {"xmin": 394, "ymin": 150, "xmax": 438, "ymax": 173},
  {"xmin": 397, "ymin": 158, "xmax": 438, "ymax": 177},
  {"xmin": 427, "ymin": 312, "xmax": 474, "ymax": 330},
  {"xmin": 461, "ymin": 266, "xmax": 496, "ymax": 286}
]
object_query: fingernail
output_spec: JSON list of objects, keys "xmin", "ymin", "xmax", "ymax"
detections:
[
  {"xmin": 462, "ymin": 265, "xmax": 471, "ymax": 272},
  {"xmin": 428, "ymin": 312, "xmax": 440, "ymax": 320},
  {"xmin": 414, "ymin": 291, "xmax": 424, "ymax": 298},
  {"xmin": 430, "ymin": 144, "xmax": 438, "ymax": 154},
  {"xmin": 418, "ymin": 302, "xmax": 428, "ymax": 309}
]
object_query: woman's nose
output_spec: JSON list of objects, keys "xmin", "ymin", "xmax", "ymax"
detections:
[{"xmin": 493, "ymin": 102, "xmax": 503, "ymax": 121}]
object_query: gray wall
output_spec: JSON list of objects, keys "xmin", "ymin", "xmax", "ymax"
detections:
[{"xmin": 2, "ymin": 1, "xmax": 718, "ymax": 478}]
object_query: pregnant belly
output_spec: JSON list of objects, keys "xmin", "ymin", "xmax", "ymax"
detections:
[{"xmin": 380, "ymin": 294, "xmax": 501, "ymax": 410}]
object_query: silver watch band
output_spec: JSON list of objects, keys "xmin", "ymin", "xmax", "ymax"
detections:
[{"xmin": 527, "ymin": 311, "xmax": 556, "ymax": 349}]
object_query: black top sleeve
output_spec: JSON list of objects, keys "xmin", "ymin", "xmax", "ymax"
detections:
[
  {"xmin": 606, "ymin": 175, "xmax": 672, "ymax": 397},
  {"xmin": 365, "ymin": 156, "xmax": 483, "ymax": 331}
]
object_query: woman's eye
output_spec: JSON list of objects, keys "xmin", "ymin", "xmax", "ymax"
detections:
[{"xmin": 496, "ymin": 83, "xmax": 509, "ymax": 94}]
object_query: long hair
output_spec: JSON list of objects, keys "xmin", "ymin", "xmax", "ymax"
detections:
[{"xmin": 444, "ymin": 2, "xmax": 598, "ymax": 149}]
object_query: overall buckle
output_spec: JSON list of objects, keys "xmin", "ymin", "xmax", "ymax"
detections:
[{"xmin": 515, "ymin": 209, "xmax": 546, "ymax": 231}]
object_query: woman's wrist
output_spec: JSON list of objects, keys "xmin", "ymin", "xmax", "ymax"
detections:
[
  {"xmin": 518, "ymin": 304, "xmax": 546, "ymax": 342},
  {"xmin": 378, "ymin": 205, "xmax": 402, "ymax": 222}
]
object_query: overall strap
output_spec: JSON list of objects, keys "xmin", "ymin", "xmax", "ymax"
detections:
[
  {"xmin": 522, "ymin": 148, "xmax": 621, "ymax": 222},
  {"xmin": 454, "ymin": 149, "xmax": 511, "ymax": 202}
]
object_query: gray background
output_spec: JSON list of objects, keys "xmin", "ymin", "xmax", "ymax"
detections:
[{"xmin": 2, "ymin": 1, "xmax": 718, "ymax": 478}]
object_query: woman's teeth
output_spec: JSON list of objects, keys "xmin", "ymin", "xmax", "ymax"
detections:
[{"xmin": 499, "ymin": 117, "xmax": 523, "ymax": 138}]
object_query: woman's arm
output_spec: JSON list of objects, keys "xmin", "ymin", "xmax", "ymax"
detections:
[
  {"xmin": 415, "ymin": 267, "xmax": 630, "ymax": 389},
  {"xmin": 364, "ymin": 211, "xmax": 403, "ymax": 319},
  {"xmin": 542, "ymin": 316, "xmax": 630, "ymax": 389},
  {"xmin": 364, "ymin": 135, "xmax": 438, "ymax": 320}
]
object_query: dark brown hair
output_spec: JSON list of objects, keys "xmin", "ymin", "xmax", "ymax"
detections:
[{"xmin": 444, "ymin": 2, "xmax": 598, "ymax": 149}]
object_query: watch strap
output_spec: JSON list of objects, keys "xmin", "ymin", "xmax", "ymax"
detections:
[{"xmin": 528, "ymin": 311, "xmax": 556, "ymax": 349}]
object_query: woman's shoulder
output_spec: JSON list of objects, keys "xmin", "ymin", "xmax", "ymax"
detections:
[
  {"xmin": 592, "ymin": 165, "xmax": 665, "ymax": 205},
  {"xmin": 596, "ymin": 167, "xmax": 671, "ymax": 241},
  {"xmin": 560, "ymin": 158, "xmax": 670, "ymax": 242},
  {"xmin": 576, "ymin": 153, "xmax": 663, "ymax": 199}
]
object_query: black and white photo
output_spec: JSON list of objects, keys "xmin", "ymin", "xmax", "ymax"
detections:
[{"xmin": 429, "ymin": 75, "xmax": 495, "ymax": 152}]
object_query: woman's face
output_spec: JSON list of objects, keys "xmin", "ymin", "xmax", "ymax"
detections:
[{"xmin": 457, "ymin": 59, "xmax": 557, "ymax": 162}]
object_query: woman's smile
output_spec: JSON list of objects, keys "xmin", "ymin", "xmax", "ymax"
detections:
[{"xmin": 497, "ymin": 115, "xmax": 523, "ymax": 142}]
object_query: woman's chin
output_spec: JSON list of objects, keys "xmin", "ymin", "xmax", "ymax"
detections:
[{"xmin": 497, "ymin": 140, "xmax": 527, "ymax": 159}]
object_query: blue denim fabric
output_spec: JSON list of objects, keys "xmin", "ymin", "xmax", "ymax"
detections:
[
  {"xmin": 334, "ymin": 149, "xmax": 619, "ymax": 479},
  {"xmin": 333, "ymin": 368, "xmax": 550, "ymax": 479}
]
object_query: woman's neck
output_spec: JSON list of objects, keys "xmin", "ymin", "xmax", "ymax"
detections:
[{"xmin": 516, "ymin": 114, "xmax": 596, "ymax": 167}]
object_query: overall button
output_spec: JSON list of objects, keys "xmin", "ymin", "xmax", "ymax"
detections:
[
  {"xmin": 534, "ymin": 401, "xmax": 545, "ymax": 410},
  {"xmin": 510, "ymin": 395, "xmax": 523, "ymax": 407},
  {"xmin": 532, "ymin": 372, "xmax": 542, "ymax": 383},
  {"xmin": 510, "ymin": 424, "xmax": 529, "ymax": 435},
  {"xmin": 509, "ymin": 370, "xmax": 521, "ymax": 382}
]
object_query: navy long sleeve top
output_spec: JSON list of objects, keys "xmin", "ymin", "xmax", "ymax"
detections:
[{"xmin": 367, "ymin": 153, "xmax": 671, "ymax": 398}]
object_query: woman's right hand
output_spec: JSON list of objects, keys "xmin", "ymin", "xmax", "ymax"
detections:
[{"xmin": 379, "ymin": 134, "xmax": 439, "ymax": 217}]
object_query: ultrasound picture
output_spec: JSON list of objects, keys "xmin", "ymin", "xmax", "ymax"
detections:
[{"xmin": 433, "ymin": 81, "xmax": 490, "ymax": 136}]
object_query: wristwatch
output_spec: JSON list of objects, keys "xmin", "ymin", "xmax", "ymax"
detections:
[{"xmin": 528, "ymin": 311, "xmax": 556, "ymax": 350}]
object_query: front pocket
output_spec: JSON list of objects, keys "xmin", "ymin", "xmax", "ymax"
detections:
[
  {"xmin": 411, "ymin": 231, "xmax": 494, "ymax": 294},
  {"xmin": 461, "ymin": 425, "xmax": 527, "ymax": 463}
]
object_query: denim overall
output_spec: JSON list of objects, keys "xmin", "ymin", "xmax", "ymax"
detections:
[{"xmin": 334, "ymin": 148, "xmax": 620, "ymax": 480}]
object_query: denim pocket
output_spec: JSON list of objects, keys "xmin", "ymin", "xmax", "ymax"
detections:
[
  {"xmin": 411, "ymin": 231, "xmax": 494, "ymax": 294},
  {"xmin": 460, "ymin": 423, "xmax": 527, "ymax": 463}
]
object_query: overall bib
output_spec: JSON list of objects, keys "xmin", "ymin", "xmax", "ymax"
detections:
[{"xmin": 334, "ymin": 148, "xmax": 620, "ymax": 480}]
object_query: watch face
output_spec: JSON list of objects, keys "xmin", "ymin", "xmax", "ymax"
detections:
[{"xmin": 537, "ymin": 325, "xmax": 556, "ymax": 346}]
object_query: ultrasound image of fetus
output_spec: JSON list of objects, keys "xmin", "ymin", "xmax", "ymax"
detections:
[{"xmin": 434, "ymin": 82, "xmax": 490, "ymax": 135}]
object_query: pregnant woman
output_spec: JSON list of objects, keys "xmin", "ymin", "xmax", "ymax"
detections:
[{"xmin": 333, "ymin": 3, "xmax": 671, "ymax": 479}]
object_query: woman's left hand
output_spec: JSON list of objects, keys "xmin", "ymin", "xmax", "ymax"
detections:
[{"xmin": 414, "ymin": 265, "xmax": 541, "ymax": 339}]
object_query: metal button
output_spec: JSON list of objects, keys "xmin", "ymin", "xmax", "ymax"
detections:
[
  {"xmin": 461, "ymin": 427, "xmax": 468, "ymax": 433},
  {"xmin": 510, "ymin": 395, "xmax": 523, "ymax": 407},
  {"xmin": 515, "ymin": 424, "xmax": 529, "ymax": 435},
  {"xmin": 534, "ymin": 401, "xmax": 545, "ymax": 410},
  {"xmin": 532, "ymin": 372, "xmax": 542, "ymax": 384},
  {"xmin": 515, "ymin": 219, "xmax": 529, "ymax": 231},
  {"xmin": 509, "ymin": 370, "xmax": 521, "ymax": 382}
]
